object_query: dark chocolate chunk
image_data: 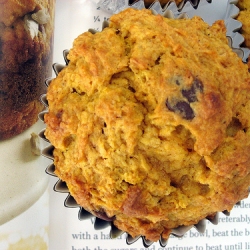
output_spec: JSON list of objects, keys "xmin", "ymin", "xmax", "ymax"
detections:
[
  {"xmin": 175, "ymin": 101, "xmax": 195, "ymax": 120},
  {"xmin": 182, "ymin": 86, "xmax": 197, "ymax": 102},
  {"xmin": 193, "ymin": 78, "xmax": 204, "ymax": 92},
  {"xmin": 166, "ymin": 99, "xmax": 195, "ymax": 120},
  {"xmin": 182, "ymin": 78, "xmax": 203, "ymax": 103}
]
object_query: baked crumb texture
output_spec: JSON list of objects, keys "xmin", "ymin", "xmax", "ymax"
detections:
[
  {"xmin": 45, "ymin": 9, "xmax": 250, "ymax": 242},
  {"xmin": 0, "ymin": 0, "xmax": 55, "ymax": 140}
]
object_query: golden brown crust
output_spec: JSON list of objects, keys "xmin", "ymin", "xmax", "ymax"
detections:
[
  {"xmin": 45, "ymin": 9, "xmax": 250, "ymax": 242},
  {"xmin": 0, "ymin": 0, "xmax": 55, "ymax": 139}
]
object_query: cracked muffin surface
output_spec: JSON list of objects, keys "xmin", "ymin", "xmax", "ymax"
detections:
[{"xmin": 45, "ymin": 8, "xmax": 250, "ymax": 242}]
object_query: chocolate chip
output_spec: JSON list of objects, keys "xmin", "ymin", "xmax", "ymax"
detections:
[
  {"xmin": 193, "ymin": 78, "xmax": 204, "ymax": 90},
  {"xmin": 182, "ymin": 78, "xmax": 203, "ymax": 103},
  {"xmin": 176, "ymin": 101, "xmax": 195, "ymax": 120},
  {"xmin": 166, "ymin": 99, "xmax": 195, "ymax": 120},
  {"xmin": 182, "ymin": 86, "xmax": 197, "ymax": 102}
]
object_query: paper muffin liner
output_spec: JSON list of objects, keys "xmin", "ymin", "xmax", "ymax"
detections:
[{"xmin": 39, "ymin": 1, "xmax": 250, "ymax": 247}]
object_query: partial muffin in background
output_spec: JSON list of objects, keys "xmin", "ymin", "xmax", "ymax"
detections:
[
  {"xmin": 0, "ymin": 0, "xmax": 55, "ymax": 140},
  {"xmin": 236, "ymin": 0, "xmax": 250, "ymax": 48}
]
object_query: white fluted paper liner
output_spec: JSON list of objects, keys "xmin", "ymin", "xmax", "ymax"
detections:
[{"xmin": 39, "ymin": 2, "xmax": 250, "ymax": 247}]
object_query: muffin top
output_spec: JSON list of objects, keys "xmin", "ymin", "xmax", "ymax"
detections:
[{"xmin": 45, "ymin": 8, "xmax": 250, "ymax": 241}]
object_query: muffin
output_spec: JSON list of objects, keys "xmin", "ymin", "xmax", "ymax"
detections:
[
  {"xmin": 0, "ymin": 0, "xmax": 55, "ymax": 140},
  {"xmin": 44, "ymin": 8, "xmax": 250, "ymax": 242}
]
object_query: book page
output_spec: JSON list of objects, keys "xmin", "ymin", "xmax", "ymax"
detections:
[{"xmin": 49, "ymin": 1, "xmax": 250, "ymax": 249}]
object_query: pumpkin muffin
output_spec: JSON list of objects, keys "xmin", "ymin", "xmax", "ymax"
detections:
[{"xmin": 44, "ymin": 8, "xmax": 250, "ymax": 242}]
